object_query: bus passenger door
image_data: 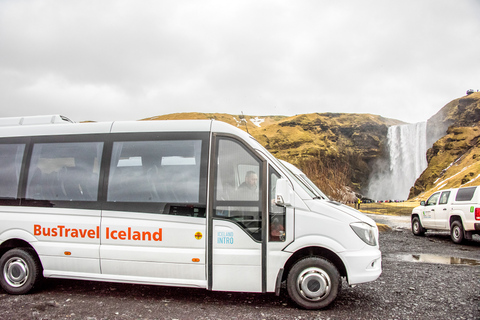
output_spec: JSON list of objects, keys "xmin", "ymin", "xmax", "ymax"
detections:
[{"xmin": 209, "ymin": 137, "xmax": 265, "ymax": 293}]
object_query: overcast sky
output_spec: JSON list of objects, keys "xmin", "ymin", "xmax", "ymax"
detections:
[{"xmin": 0, "ymin": 0, "xmax": 479, "ymax": 123}]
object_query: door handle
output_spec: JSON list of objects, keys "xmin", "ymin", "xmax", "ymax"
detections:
[{"xmin": 443, "ymin": 208, "xmax": 447, "ymax": 211}]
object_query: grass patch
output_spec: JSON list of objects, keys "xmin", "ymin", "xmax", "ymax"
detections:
[{"xmin": 350, "ymin": 202, "xmax": 418, "ymax": 216}]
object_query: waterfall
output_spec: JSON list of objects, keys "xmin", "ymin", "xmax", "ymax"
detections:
[{"xmin": 366, "ymin": 122, "xmax": 428, "ymax": 200}]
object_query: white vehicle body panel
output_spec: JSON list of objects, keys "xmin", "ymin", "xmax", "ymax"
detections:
[
  {"xmin": 0, "ymin": 116, "xmax": 381, "ymax": 303},
  {"xmin": 412, "ymin": 186, "xmax": 480, "ymax": 235}
]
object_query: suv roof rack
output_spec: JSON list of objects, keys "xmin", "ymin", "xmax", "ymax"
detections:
[{"xmin": 0, "ymin": 115, "xmax": 75, "ymax": 127}]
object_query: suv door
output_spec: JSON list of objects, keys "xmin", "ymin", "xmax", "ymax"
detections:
[
  {"xmin": 434, "ymin": 191, "xmax": 451, "ymax": 229},
  {"xmin": 422, "ymin": 192, "xmax": 440, "ymax": 228}
]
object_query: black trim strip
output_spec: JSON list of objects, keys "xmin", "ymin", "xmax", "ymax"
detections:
[
  {"xmin": 261, "ymin": 159, "xmax": 268, "ymax": 293},
  {"xmin": 207, "ymin": 133, "xmax": 217, "ymax": 290},
  {"xmin": 17, "ymin": 137, "xmax": 32, "ymax": 204}
]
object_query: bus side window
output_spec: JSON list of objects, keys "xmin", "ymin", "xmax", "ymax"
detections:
[
  {"xmin": 25, "ymin": 142, "xmax": 103, "ymax": 201},
  {"xmin": 106, "ymin": 139, "xmax": 205, "ymax": 216},
  {"xmin": 214, "ymin": 138, "xmax": 263, "ymax": 241},
  {"xmin": 0, "ymin": 144, "xmax": 25, "ymax": 201},
  {"xmin": 269, "ymin": 168, "xmax": 286, "ymax": 242}
]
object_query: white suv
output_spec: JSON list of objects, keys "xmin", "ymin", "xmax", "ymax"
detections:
[{"xmin": 411, "ymin": 186, "xmax": 480, "ymax": 243}]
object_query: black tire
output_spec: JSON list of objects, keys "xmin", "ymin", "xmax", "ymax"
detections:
[
  {"xmin": 287, "ymin": 257, "xmax": 341, "ymax": 310},
  {"xmin": 0, "ymin": 248, "xmax": 43, "ymax": 294},
  {"xmin": 450, "ymin": 220, "xmax": 464, "ymax": 244},
  {"xmin": 411, "ymin": 216, "xmax": 425, "ymax": 236}
]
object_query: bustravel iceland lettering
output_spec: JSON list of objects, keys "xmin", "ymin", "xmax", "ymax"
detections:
[
  {"xmin": 105, "ymin": 227, "xmax": 162, "ymax": 241},
  {"xmin": 34, "ymin": 224, "xmax": 99, "ymax": 239},
  {"xmin": 33, "ymin": 224, "xmax": 162, "ymax": 242}
]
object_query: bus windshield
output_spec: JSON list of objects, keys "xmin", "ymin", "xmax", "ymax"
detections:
[{"xmin": 279, "ymin": 160, "xmax": 328, "ymax": 200}]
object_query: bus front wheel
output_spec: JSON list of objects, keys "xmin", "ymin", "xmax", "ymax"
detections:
[
  {"xmin": 0, "ymin": 248, "xmax": 42, "ymax": 295},
  {"xmin": 287, "ymin": 256, "xmax": 341, "ymax": 309}
]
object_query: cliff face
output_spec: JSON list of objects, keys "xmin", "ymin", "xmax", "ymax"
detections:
[
  {"xmin": 409, "ymin": 92, "xmax": 480, "ymax": 200},
  {"xmin": 254, "ymin": 113, "xmax": 401, "ymax": 198}
]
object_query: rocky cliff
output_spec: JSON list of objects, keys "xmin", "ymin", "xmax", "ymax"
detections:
[{"xmin": 409, "ymin": 92, "xmax": 480, "ymax": 200}]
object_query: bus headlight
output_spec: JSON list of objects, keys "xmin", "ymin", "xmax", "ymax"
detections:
[{"xmin": 350, "ymin": 222, "xmax": 377, "ymax": 246}]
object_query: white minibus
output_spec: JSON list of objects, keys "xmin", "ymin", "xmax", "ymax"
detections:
[{"xmin": 0, "ymin": 115, "xmax": 381, "ymax": 309}]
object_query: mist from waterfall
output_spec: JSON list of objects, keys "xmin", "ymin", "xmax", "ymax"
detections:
[{"xmin": 366, "ymin": 122, "xmax": 428, "ymax": 200}]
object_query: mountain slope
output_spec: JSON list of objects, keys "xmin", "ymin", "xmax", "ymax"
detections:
[
  {"xmin": 144, "ymin": 112, "xmax": 402, "ymax": 201},
  {"xmin": 143, "ymin": 92, "xmax": 480, "ymax": 203},
  {"xmin": 409, "ymin": 92, "xmax": 480, "ymax": 200}
]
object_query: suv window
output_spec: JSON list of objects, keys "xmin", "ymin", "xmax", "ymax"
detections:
[
  {"xmin": 426, "ymin": 192, "xmax": 440, "ymax": 206},
  {"xmin": 455, "ymin": 187, "xmax": 477, "ymax": 201},
  {"xmin": 439, "ymin": 191, "xmax": 450, "ymax": 205}
]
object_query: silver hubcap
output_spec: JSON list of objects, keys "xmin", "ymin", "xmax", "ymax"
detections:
[
  {"xmin": 452, "ymin": 226, "xmax": 460, "ymax": 239},
  {"xmin": 3, "ymin": 257, "xmax": 29, "ymax": 288},
  {"xmin": 296, "ymin": 267, "xmax": 331, "ymax": 301}
]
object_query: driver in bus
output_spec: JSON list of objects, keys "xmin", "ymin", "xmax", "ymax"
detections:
[{"xmin": 237, "ymin": 171, "xmax": 258, "ymax": 200}]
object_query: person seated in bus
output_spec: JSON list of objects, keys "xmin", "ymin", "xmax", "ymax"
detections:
[{"xmin": 237, "ymin": 171, "xmax": 258, "ymax": 201}]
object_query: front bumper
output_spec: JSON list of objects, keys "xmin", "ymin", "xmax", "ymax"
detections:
[{"xmin": 340, "ymin": 247, "xmax": 382, "ymax": 285}]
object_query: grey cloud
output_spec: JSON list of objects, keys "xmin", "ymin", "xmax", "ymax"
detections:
[{"xmin": 0, "ymin": 0, "xmax": 479, "ymax": 123}]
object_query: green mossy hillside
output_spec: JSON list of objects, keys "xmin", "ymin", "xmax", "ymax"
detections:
[{"xmin": 410, "ymin": 92, "xmax": 480, "ymax": 201}]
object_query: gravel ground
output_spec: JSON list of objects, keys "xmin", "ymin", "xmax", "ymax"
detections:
[{"xmin": 0, "ymin": 219, "xmax": 479, "ymax": 320}]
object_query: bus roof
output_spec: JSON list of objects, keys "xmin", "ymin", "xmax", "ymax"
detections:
[
  {"xmin": 0, "ymin": 117, "xmax": 253, "ymax": 139},
  {"xmin": 0, "ymin": 115, "xmax": 74, "ymax": 127}
]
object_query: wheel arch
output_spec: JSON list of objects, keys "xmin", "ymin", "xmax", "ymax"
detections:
[
  {"xmin": 282, "ymin": 246, "xmax": 347, "ymax": 282},
  {"xmin": 0, "ymin": 238, "xmax": 37, "ymax": 259},
  {"xmin": 411, "ymin": 213, "xmax": 422, "ymax": 222},
  {"xmin": 449, "ymin": 215, "xmax": 463, "ymax": 226},
  {"xmin": 0, "ymin": 228, "xmax": 39, "ymax": 256}
]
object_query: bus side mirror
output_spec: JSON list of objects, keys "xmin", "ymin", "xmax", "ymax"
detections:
[
  {"xmin": 275, "ymin": 178, "xmax": 294, "ymax": 207},
  {"xmin": 420, "ymin": 201, "xmax": 425, "ymax": 206}
]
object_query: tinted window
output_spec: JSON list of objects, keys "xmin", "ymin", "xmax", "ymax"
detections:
[
  {"xmin": 455, "ymin": 187, "xmax": 477, "ymax": 201},
  {"xmin": 269, "ymin": 167, "xmax": 285, "ymax": 242},
  {"xmin": 0, "ymin": 144, "xmax": 25, "ymax": 199},
  {"xmin": 107, "ymin": 140, "xmax": 204, "ymax": 205},
  {"xmin": 26, "ymin": 142, "xmax": 103, "ymax": 201},
  {"xmin": 214, "ymin": 138, "xmax": 263, "ymax": 241}
]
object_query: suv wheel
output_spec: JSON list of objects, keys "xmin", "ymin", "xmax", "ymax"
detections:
[{"xmin": 450, "ymin": 221, "xmax": 464, "ymax": 244}]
